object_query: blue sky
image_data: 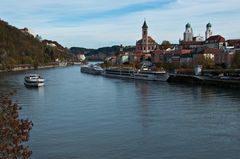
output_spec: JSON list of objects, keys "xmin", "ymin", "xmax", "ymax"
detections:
[{"xmin": 1, "ymin": 0, "xmax": 240, "ymax": 48}]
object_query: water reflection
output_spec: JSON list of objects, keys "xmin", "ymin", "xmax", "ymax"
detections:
[
  {"xmin": 1, "ymin": 67, "xmax": 240, "ymax": 159},
  {"xmin": 134, "ymin": 81, "xmax": 154, "ymax": 128},
  {"xmin": 25, "ymin": 86, "xmax": 45, "ymax": 94}
]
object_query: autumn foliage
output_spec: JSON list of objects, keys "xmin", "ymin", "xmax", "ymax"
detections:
[
  {"xmin": 0, "ymin": 93, "xmax": 33, "ymax": 159},
  {"xmin": 0, "ymin": 19, "xmax": 72, "ymax": 70}
]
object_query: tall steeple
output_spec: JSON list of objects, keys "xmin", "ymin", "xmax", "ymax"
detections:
[
  {"xmin": 205, "ymin": 22, "xmax": 213, "ymax": 40},
  {"xmin": 142, "ymin": 19, "xmax": 148, "ymax": 39},
  {"xmin": 142, "ymin": 19, "xmax": 148, "ymax": 53},
  {"xmin": 142, "ymin": 19, "xmax": 148, "ymax": 28}
]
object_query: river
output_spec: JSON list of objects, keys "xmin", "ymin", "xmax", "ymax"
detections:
[{"xmin": 0, "ymin": 65, "xmax": 240, "ymax": 159}]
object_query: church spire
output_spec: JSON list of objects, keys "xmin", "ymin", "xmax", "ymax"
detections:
[{"xmin": 142, "ymin": 19, "xmax": 148, "ymax": 28}]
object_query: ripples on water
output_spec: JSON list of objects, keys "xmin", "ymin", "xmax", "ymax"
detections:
[{"xmin": 0, "ymin": 66, "xmax": 240, "ymax": 159}]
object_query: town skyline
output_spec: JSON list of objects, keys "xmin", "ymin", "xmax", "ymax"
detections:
[{"xmin": 1, "ymin": 0, "xmax": 240, "ymax": 48}]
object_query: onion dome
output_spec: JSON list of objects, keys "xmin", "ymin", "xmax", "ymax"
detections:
[
  {"xmin": 206, "ymin": 22, "xmax": 212, "ymax": 28},
  {"xmin": 185, "ymin": 23, "xmax": 191, "ymax": 28}
]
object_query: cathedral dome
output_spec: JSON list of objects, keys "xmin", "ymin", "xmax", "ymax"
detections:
[
  {"xmin": 185, "ymin": 23, "xmax": 191, "ymax": 28},
  {"xmin": 206, "ymin": 22, "xmax": 212, "ymax": 28}
]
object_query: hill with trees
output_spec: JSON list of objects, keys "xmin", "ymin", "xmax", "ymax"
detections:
[
  {"xmin": 0, "ymin": 19, "xmax": 73, "ymax": 70},
  {"xmin": 70, "ymin": 45, "xmax": 135, "ymax": 61}
]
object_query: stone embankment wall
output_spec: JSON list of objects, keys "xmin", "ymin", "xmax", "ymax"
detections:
[
  {"xmin": 168, "ymin": 74, "xmax": 240, "ymax": 89},
  {"xmin": 0, "ymin": 64, "xmax": 59, "ymax": 72}
]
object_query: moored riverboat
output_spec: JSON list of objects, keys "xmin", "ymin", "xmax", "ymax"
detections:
[
  {"xmin": 80, "ymin": 64, "xmax": 103, "ymax": 75},
  {"xmin": 135, "ymin": 70, "xmax": 170, "ymax": 81},
  {"xmin": 103, "ymin": 68, "xmax": 135, "ymax": 79},
  {"xmin": 103, "ymin": 67, "xmax": 169, "ymax": 81}
]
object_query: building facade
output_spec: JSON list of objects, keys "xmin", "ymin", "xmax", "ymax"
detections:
[{"xmin": 204, "ymin": 35, "xmax": 226, "ymax": 49}]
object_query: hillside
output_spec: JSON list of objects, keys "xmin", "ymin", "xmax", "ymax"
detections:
[
  {"xmin": 0, "ymin": 19, "xmax": 72, "ymax": 70},
  {"xmin": 70, "ymin": 45, "xmax": 135, "ymax": 61}
]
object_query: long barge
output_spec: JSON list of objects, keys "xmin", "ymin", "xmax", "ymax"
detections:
[{"xmin": 103, "ymin": 68, "xmax": 169, "ymax": 81}]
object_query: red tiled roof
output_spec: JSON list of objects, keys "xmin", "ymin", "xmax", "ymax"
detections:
[
  {"xmin": 136, "ymin": 36, "xmax": 157, "ymax": 44},
  {"xmin": 227, "ymin": 39, "xmax": 240, "ymax": 46},
  {"xmin": 206, "ymin": 35, "xmax": 225, "ymax": 43}
]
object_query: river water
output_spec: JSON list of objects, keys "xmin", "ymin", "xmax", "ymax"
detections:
[{"xmin": 0, "ymin": 66, "xmax": 240, "ymax": 159}]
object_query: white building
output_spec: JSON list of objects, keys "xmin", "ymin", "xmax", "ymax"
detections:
[
  {"xmin": 205, "ymin": 23, "xmax": 213, "ymax": 40},
  {"xmin": 77, "ymin": 54, "xmax": 86, "ymax": 61},
  {"xmin": 183, "ymin": 23, "xmax": 193, "ymax": 42}
]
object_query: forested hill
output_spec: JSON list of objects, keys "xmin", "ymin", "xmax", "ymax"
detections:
[
  {"xmin": 70, "ymin": 45, "xmax": 135, "ymax": 60},
  {"xmin": 0, "ymin": 19, "xmax": 72, "ymax": 70}
]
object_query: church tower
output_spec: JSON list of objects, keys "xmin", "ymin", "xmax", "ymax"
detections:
[
  {"xmin": 136, "ymin": 19, "xmax": 157, "ymax": 54},
  {"xmin": 142, "ymin": 20, "xmax": 148, "ymax": 53},
  {"xmin": 205, "ymin": 22, "xmax": 213, "ymax": 40},
  {"xmin": 183, "ymin": 23, "xmax": 193, "ymax": 42}
]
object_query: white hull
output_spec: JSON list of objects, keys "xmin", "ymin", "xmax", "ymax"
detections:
[
  {"xmin": 24, "ymin": 82, "xmax": 45, "ymax": 87},
  {"xmin": 134, "ymin": 72, "xmax": 169, "ymax": 81},
  {"xmin": 103, "ymin": 69, "xmax": 169, "ymax": 81}
]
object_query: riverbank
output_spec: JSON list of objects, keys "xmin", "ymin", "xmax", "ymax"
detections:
[
  {"xmin": 0, "ymin": 63, "xmax": 69, "ymax": 73},
  {"xmin": 168, "ymin": 74, "xmax": 240, "ymax": 89}
]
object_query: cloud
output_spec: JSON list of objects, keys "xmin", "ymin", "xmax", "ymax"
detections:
[{"xmin": 1, "ymin": 0, "xmax": 240, "ymax": 48}]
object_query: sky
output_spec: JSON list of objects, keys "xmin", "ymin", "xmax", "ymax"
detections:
[{"xmin": 0, "ymin": 0, "xmax": 240, "ymax": 48}]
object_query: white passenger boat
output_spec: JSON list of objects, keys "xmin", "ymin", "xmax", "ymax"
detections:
[
  {"xmin": 103, "ymin": 68, "xmax": 169, "ymax": 81},
  {"xmin": 24, "ymin": 74, "xmax": 45, "ymax": 87},
  {"xmin": 80, "ymin": 64, "xmax": 103, "ymax": 75}
]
